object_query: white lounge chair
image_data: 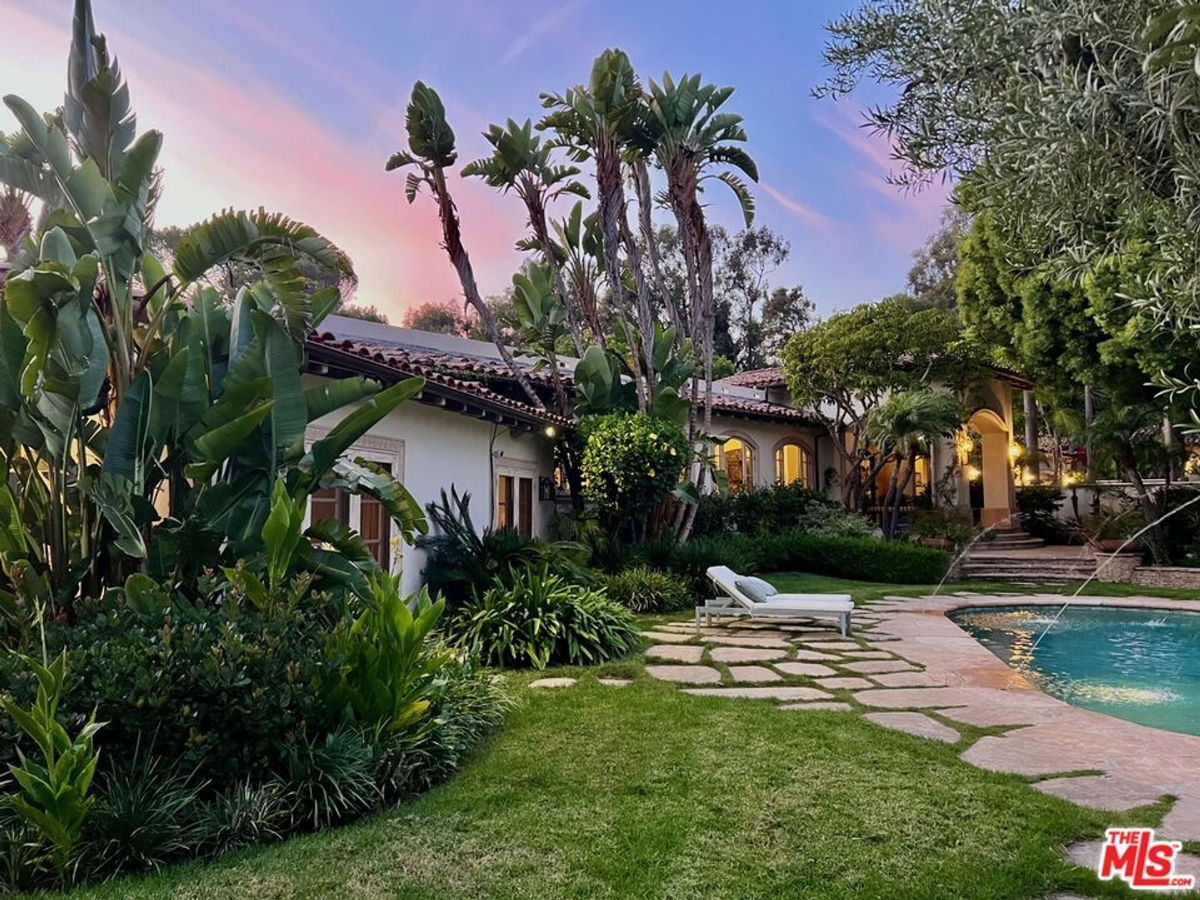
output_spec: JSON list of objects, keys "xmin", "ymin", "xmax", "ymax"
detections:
[{"xmin": 698, "ymin": 565, "xmax": 854, "ymax": 636}]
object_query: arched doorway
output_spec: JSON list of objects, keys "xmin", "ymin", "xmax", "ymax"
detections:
[{"xmin": 965, "ymin": 408, "xmax": 1015, "ymax": 528}]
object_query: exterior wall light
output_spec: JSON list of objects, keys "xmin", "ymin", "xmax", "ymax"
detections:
[
  {"xmin": 966, "ymin": 465, "xmax": 982, "ymax": 481},
  {"xmin": 543, "ymin": 425, "xmax": 557, "ymax": 439}
]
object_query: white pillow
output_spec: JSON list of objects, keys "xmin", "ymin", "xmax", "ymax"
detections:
[{"xmin": 736, "ymin": 577, "xmax": 778, "ymax": 604}]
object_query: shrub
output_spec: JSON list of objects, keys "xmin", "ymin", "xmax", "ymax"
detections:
[
  {"xmin": 602, "ymin": 566, "xmax": 693, "ymax": 613},
  {"xmin": 84, "ymin": 745, "xmax": 205, "ymax": 876},
  {"xmin": 1015, "ymin": 485, "xmax": 1071, "ymax": 544},
  {"xmin": 655, "ymin": 529, "xmax": 948, "ymax": 589},
  {"xmin": 323, "ymin": 575, "xmax": 448, "ymax": 734},
  {"xmin": 194, "ymin": 780, "xmax": 293, "ymax": 856},
  {"xmin": 663, "ymin": 534, "xmax": 760, "ymax": 597},
  {"xmin": 284, "ymin": 728, "xmax": 379, "ymax": 831},
  {"xmin": 374, "ymin": 656, "xmax": 511, "ymax": 798},
  {"xmin": 580, "ymin": 414, "xmax": 688, "ymax": 523},
  {"xmin": 0, "ymin": 590, "xmax": 343, "ymax": 787},
  {"xmin": 691, "ymin": 482, "xmax": 839, "ymax": 537},
  {"xmin": 754, "ymin": 532, "xmax": 949, "ymax": 584},
  {"xmin": 449, "ymin": 567, "xmax": 638, "ymax": 669},
  {"xmin": 419, "ymin": 488, "xmax": 589, "ymax": 604},
  {"xmin": 792, "ymin": 503, "xmax": 875, "ymax": 539},
  {"xmin": 907, "ymin": 509, "xmax": 977, "ymax": 548}
]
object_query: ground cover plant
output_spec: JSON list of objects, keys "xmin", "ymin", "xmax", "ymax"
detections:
[{"xmin": 14, "ymin": 651, "xmax": 1160, "ymax": 900}]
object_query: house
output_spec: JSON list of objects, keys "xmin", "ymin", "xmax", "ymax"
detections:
[{"xmin": 304, "ymin": 316, "xmax": 1032, "ymax": 592}]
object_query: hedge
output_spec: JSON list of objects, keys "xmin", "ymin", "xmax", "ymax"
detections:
[{"xmin": 665, "ymin": 529, "xmax": 948, "ymax": 595}]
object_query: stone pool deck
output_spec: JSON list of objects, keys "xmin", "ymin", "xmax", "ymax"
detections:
[{"xmin": 631, "ymin": 591, "xmax": 1200, "ymax": 845}]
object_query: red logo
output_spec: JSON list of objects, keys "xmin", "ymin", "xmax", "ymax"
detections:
[{"xmin": 1097, "ymin": 828, "xmax": 1195, "ymax": 891}]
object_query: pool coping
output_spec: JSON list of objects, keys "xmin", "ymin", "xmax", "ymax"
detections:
[{"xmin": 855, "ymin": 592, "xmax": 1200, "ymax": 841}]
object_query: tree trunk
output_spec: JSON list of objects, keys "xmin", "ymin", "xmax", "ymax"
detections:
[
  {"xmin": 521, "ymin": 177, "xmax": 584, "ymax": 357},
  {"xmin": 1119, "ymin": 450, "xmax": 1169, "ymax": 564},
  {"xmin": 632, "ymin": 159, "xmax": 684, "ymax": 343},
  {"xmin": 431, "ymin": 168, "xmax": 547, "ymax": 411},
  {"xmin": 1023, "ymin": 389, "xmax": 1039, "ymax": 484}
]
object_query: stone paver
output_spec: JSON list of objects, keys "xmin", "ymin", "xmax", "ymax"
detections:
[
  {"xmin": 597, "ymin": 678, "xmax": 630, "ymax": 687},
  {"xmin": 813, "ymin": 676, "xmax": 874, "ymax": 691},
  {"xmin": 1065, "ymin": 840, "xmax": 1200, "ymax": 884},
  {"xmin": 864, "ymin": 711, "xmax": 960, "ymax": 743},
  {"xmin": 840, "ymin": 659, "xmax": 918, "ymax": 674},
  {"xmin": 706, "ymin": 635, "xmax": 791, "ymax": 649},
  {"xmin": 871, "ymin": 671, "xmax": 947, "ymax": 688},
  {"xmin": 961, "ymin": 730, "xmax": 1108, "ymax": 777},
  {"xmin": 645, "ymin": 665, "xmax": 721, "ymax": 685},
  {"xmin": 641, "ymin": 630, "xmax": 694, "ymax": 644},
  {"xmin": 646, "ymin": 644, "xmax": 704, "ymax": 663},
  {"xmin": 779, "ymin": 701, "xmax": 854, "ymax": 712},
  {"xmin": 709, "ymin": 646, "xmax": 787, "ymax": 663},
  {"xmin": 801, "ymin": 641, "xmax": 861, "ymax": 651},
  {"xmin": 684, "ymin": 686, "xmax": 834, "ymax": 702},
  {"xmin": 841, "ymin": 650, "xmax": 895, "ymax": 660},
  {"xmin": 728, "ymin": 665, "xmax": 783, "ymax": 683},
  {"xmin": 529, "ymin": 677, "xmax": 576, "ymax": 689},
  {"xmin": 1163, "ymin": 797, "xmax": 1200, "ymax": 842},
  {"xmin": 854, "ymin": 687, "xmax": 983, "ymax": 709},
  {"xmin": 774, "ymin": 661, "xmax": 838, "ymax": 678},
  {"xmin": 1035, "ymin": 774, "xmax": 1164, "ymax": 812},
  {"xmin": 792, "ymin": 649, "xmax": 842, "ymax": 661}
]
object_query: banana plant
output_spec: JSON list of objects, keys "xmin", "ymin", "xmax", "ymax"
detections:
[{"xmin": 0, "ymin": 0, "xmax": 425, "ymax": 615}]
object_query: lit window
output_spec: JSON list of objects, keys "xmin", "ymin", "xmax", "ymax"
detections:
[
  {"xmin": 774, "ymin": 442, "xmax": 811, "ymax": 487},
  {"xmin": 496, "ymin": 473, "xmax": 535, "ymax": 538},
  {"xmin": 714, "ymin": 437, "xmax": 755, "ymax": 492}
]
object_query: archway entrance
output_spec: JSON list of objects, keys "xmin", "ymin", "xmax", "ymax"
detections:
[{"xmin": 965, "ymin": 408, "xmax": 1015, "ymax": 528}]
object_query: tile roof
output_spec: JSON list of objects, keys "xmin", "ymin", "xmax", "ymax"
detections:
[
  {"xmin": 308, "ymin": 331, "xmax": 825, "ymax": 429},
  {"xmin": 717, "ymin": 367, "xmax": 787, "ymax": 388},
  {"xmin": 306, "ymin": 333, "xmax": 573, "ymax": 428}
]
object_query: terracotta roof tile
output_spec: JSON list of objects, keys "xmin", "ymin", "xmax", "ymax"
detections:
[{"xmin": 307, "ymin": 333, "xmax": 572, "ymax": 428}]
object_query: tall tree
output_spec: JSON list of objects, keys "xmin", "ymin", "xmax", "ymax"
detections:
[
  {"xmin": 719, "ymin": 226, "xmax": 789, "ymax": 369},
  {"xmin": 903, "ymin": 206, "xmax": 969, "ymax": 313},
  {"xmin": 462, "ymin": 118, "xmax": 589, "ymax": 354},
  {"xmin": 403, "ymin": 299, "xmax": 469, "ymax": 335},
  {"xmin": 386, "ymin": 82, "xmax": 546, "ymax": 411},
  {"xmin": 782, "ymin": 300, "xmax": 979, "ymax": 510},
  {"xmin": 761, "ymin": 285, "xmax": 813, "ymax": 362},
  {"xmin": 541, "ymin": 49, "xmax": 658, "ymax": 409}
]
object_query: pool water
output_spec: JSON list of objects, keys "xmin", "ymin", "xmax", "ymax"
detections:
[{"xmin": 950, "ymin": 605, "xmax": 1200, "ymax": 737}]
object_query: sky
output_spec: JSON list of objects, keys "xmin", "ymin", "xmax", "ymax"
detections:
[{"xmin": 0, "ymin": 0, "xmax": 953, "ymax": 322}]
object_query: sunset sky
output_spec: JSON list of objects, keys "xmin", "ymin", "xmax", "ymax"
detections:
[{"xmin": 0, "ymin": 0, "xmax": 952, "ymax": 322}]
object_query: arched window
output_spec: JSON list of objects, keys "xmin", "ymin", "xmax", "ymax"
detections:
[
  {"xmin": 774, "ymin": 441, "xmax": 812, "ymax": 488},
  {"xmin": 714, "ymin": 437, "xmax": 756, "ymax": 492}
]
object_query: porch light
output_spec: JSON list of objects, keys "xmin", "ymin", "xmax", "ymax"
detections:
[
  {"xmin": 966, "ymin": 465, "xmax": 981, "ymax": 481},
  {"xmin": 958, "ymin": 436, "xmax": 975, "ymax": 455},
  {"xmin": 1062, "ymin": 472, "xmax": 1075, "ymax": 487},
  {"xmin": 543, "ymin": 425, "xmax": 557, "ymax": 438},
  {"xmin": 1008, "ymin": 442, "xmax": 1022, "ymax": 459}
]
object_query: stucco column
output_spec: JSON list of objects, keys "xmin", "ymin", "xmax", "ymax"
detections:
[
  {"xmin": 1023, "ymin": 389, "xmax": 1039, "ymax": 484},
  {"xmin": 980, "ymin": 431, "xmax": 1013, "ymax": 528}
]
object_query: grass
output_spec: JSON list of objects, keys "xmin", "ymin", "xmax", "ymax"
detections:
[
  {"xmin": 24, "ymin": 572, "xmax": 1190, "ymax": 899},
  {"xmin": 35, "ymin": 678, "xmax": 1150, "ymax": 900}
]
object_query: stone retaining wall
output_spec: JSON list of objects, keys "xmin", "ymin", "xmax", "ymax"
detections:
[{"xmin": 1095, "ymin": 553, "xmax": 1200, "ymax": 589}]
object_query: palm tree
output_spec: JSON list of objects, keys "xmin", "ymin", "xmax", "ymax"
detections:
[
  {"xmin": 639, "ymin": 72, "xmax": 758, "ymax": 541},
  {"xmin": 462, "ymin": 119, "xmax": 589, "ymax": 356},
  {"xmin": 540, "ymin": 49, "xmax": 658, "ymax": 411},
  {"xmin": 865, "ymin": 390, "xmax": 962, "ymax": 539},
  {"xmin": 550, "ymin": 201, "xmax": 606, "ymax": 344},
  {"xmin": 387, "ymin": 83, "xmax": 546, "ymax": 411}
]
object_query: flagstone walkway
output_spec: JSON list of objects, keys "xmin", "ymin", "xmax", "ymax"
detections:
[{"xmin": 622, "ymin": 591, "xmax": 1200, "ymax": 850}]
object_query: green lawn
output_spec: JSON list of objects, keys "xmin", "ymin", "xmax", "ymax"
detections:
[{"xmin": 31, "ymin": 574, "xmax": 1176, "ymax": 900}]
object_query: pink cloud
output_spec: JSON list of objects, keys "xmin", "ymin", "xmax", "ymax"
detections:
[
  {"xmin": 758, "ymin": 182, "xmax": 833, "ymax": 228},
  {"xmin": 0, "ymin": 2, "xmax": 529, "ymax": 321}
]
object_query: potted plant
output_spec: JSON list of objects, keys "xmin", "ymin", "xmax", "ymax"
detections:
[{"xmin": 1088, "ymin": 511, "xmax": 1145, "ymax": 554}]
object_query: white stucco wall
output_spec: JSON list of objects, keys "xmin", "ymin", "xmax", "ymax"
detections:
[{"xmin": 305, "ymin": 376, "xmax": 557, "ymax": 595}]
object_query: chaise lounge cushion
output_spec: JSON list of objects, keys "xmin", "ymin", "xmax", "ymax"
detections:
[{"xmin": 735, "ymin": 577, "xmax": 778, "ymax": 604}]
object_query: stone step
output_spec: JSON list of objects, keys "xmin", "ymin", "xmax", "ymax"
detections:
[
  {"xmin": 961, "ymin": 557, "xmax": 1095, "ymax": 568},
  {"xmin": 957, "ymin": 569, "xmax": 1094, "ymax": 583},
  {"xmin": 977, "ymin": 537, "xmax": 1046, "ymax": 550}
]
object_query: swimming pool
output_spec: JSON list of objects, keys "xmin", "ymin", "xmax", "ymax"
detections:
[{"xmin": 950, "ymin": 604, "xmax": 1200, "ymax": 737}]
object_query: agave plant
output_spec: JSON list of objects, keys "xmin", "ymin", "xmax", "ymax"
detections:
[{"xmin": 0, "ymin": 0, "xmax": 426, "ymax": 616}]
